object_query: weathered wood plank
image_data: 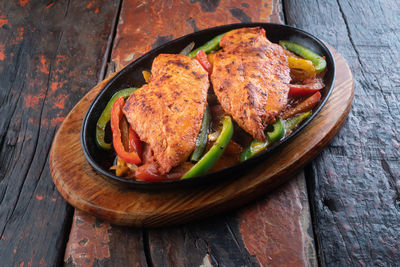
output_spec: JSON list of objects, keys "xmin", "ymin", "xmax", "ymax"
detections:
[
  {"xmin": 0, "ymin": 0, "xmax": 118, "ymax": 266},
  {"xmin": 64, "ymin": 210, "xmax": 147, "ymax": 267},
  {"xmin": 146, "ymin": 215, "xmax": 259, "ymax": 267},
  {"xmin": 238, "ymin": 173, "xmax": 317, "ymax": 267},
  {"xmin": 146, "ymin": 173, "xmax": 316, "ymax": 267},
  {"xmin": 111, "ymin": 0, "xmax": 283, "ymax": 70},
  {"xmin": 285, "ymin": 0, "xmax": 400, "ymax": 265}
]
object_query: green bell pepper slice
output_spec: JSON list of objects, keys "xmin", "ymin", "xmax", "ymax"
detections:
[
  {"xmin": 187, "ymin": 32, "xmax": 226, "ymax": 58},
  {"xmin": 279, "ymin": 40, "xmax": 326, "ymax": 73},
  {"xmin": 284, "ymin": 111, "xmax": 312, "ymax": 135},
  {"xmin": 182, "ymin": 116, "xmax": 233, "ymax": 179},
  {"xmin": 190, "ymin": 105, "xmax": 212, "ymax": 162},
  {"xmin": 240, "ymin": 119, "xmax": 285, "ymax": 162},
  {"xmin": 96, "ymin": 87, "xmax": 137, "ymax": 150},
  {"xmin": 240, "ymin": 111, "xmax": 312, "ymax": 162},
  {"xmin": 179, "ymin": 41, "xmax": 195, "ymax": 56}
]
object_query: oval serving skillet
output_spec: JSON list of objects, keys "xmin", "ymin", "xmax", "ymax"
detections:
[{"xmin": 81, "ymin": 23, "xmax": 336, "ymax": 190}]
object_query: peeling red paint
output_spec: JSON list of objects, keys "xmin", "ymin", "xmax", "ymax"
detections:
[
  {"xmin": 16, "ymin": 27, "xmax": 24, "ymax": 42},
  {"xmin": 86, "ymin": 1, "xmax": 94, "ymax": 9},
  {"xmin": 19, "ymin": 0, "xmax": 29, "ymax": 7},
  {"xmin": 64, "ymin": 211, "xmax": 111, "ymax": 266},
  {"xmin": 39, "ymin": 55, "xmax": 49, "ymax": 74},
  {"xmin": 25, "ymin": 94, "xmax": 44, "ymax": 108},
  {"xmin": 239, "ymin": 181, "xmax": 309, "ymax": 266},
  {"xmin": 0, "ymin": 17, "xmax": 8, "ymax": 27},
  {"xmin": 94, "ymin": 8, "xmax": 99, "ymax": 14},
  {"xmin": 51, "ymin": 116, "xmax": 65, "ymax": 127},
  {"xmin": 111, "ymin": 0, "xmax": 281, "ymax": 70},
  {"xmin": 50, "ymin": 82, "xmax": 58, "ymax": 92},
  {"xmin": 44, "ymin": 3, "xmax": 54, "ymax": 10},
  {"xmin": 50, "ymin": 80, "xmax": 66, "ymax": 92},
  {"xmin": 0, "ymin": 43, "xmax": 5, "ymax": 61},
  {"xmin": 36, "ymin": 195, "xmax": 44, "ymax": 200},
  {"xmin": 39, "ymin": 258, "xmax": 46, "ymax": 266},
  {"xmin": 53, "ymin": 95, "xmax": 66, "ymax": 109},
  {"xmin": 56, "ymin": 54, "xmax": 67, "ymax": 65},
  {"xmin": 41, "ymin": 118, "xmax": 49, "ymax": 127}
]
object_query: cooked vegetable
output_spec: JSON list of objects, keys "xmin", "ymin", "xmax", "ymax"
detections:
[
  {"xmin": 135, "ymin": 162, "xmax": 194, "ymax": 181},
  {"xmin": 240, "ymin": 119, "xmax": 285, "ymax": 162},
  {"xmin": 287, "ymin": 56, "xmax": 316, "ymax": 78},
  {"xmin": 190, "ymin": 105, "xmax": 212, "ymax": 162},
  {"xmin": 187, "ymin": 32, "xmax": 226, "ymax": 58},
  {"xmin": 280, "ymin": 40, "xmax": 326, "ymax": 73},
  {"xmin": 128, "ymin": 126, "xmax": 143, "ymax": 160},
  {"xmin": 284, "ymin": 111, "xmax": 312, "ymax": 135},
  {"xmin": 182, "ymin": 116, "xmax": 233, "ymax": 179},
  {"xmin": 267, "ymin": 119, "xmax": 286, "ymax": 142},
  {"xmin": 207, "ymin": 52, "xmax": 216, "ymax": 67},
  {"xmin": 240, "ymin": 110, "xmax": 313, "ymax": 162},
  {"xmin": 96, "ymin": 88, "xmax": 137, "ymax": 150},
  {"xmin": 142, "ymin": 70, "xmax": 151, "ymax": 83},
  {"xmin": 281, "ymin": 91, "xmax": 321, "ymax": 119},
  {"xmin": 180, "ymin": 41, "xmax": 195, "ymax": 56},
  {"xmin": 289, "ymin": 78, "xmax": 325, "ymax": 96},
  {"xmin": 195, "ymin": 50, "xmax": 212, "ymax": 75},
  {"xmin": 135, "ymin": 164, "xmax": 164, "ymax": 181},
  {"xmin": 110, "ymin": 97, "xmax": 141, "ymax": 164},
  {"xmin": 110, "ymin": 156, "xmax": 135, "ymax": 177}
]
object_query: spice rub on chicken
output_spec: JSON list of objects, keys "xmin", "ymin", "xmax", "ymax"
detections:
[
  {"xmin": 123, "ymin": 54, "xmax": 209, "ymax": 175},
  {"xmin": 211, "ymin": 27, "xmax": 291, "ymax": 141}
]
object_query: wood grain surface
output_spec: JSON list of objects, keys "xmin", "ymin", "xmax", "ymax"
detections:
[
  {"xmin": 0, "ymin": 1, "xmax": 119, "ymax": 266},
  {"xmin": 50, "ymin": 45, "xmax": 353, "ymax": 226},
  {"xmin": 285, "ymin": 0, "xmax": 400, "ymax": 265}
]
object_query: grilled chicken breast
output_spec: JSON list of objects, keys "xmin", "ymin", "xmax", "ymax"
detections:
[
  {"xmin": 123, "ymin": 54, "xmax": 209, "ymax": 174},
  {"xmin": 211, "ymin": 27, "xmax": 291, "ymax": 141}
]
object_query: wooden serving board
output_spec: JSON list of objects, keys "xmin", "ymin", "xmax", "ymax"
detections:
[{"xmin": 50, "ymin": 46, "xmax": 353, "ymax": 227}]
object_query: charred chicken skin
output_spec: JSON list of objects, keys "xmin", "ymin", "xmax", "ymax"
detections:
[
  {"xmin": 123, "ymin": 54, "xmax": 209, "ymax": 175},
  {"xmin": 211, "ymin": 27, "xmax": 291, "ymax": 141}
]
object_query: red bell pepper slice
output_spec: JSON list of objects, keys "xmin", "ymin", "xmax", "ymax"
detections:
[
  {"xmin": 281, "ymin": 91, "xmax": 321, "ymax": 119},
  {"xmin": 128, "ymin": 126, "xmax": 142, "ymax": 159},
  {"xmin": 195, "ymin": 50, "xmax": 212, "ymax": 75},
  {"xmin": 110, "ymin": 97, "xmax": 141, "ymax": 164},
  {"xmin": 135, "ymin": 162, "xmax": 194, "ymax": 181},
  {"xmin": 135, "ymin": 164, "xmax": 167, "ymax": 181},
  {"xmin": 289, "ymin": 78, "xmax": 325, "ymax": 96}
]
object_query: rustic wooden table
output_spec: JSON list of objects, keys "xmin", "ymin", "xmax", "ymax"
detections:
[{"xmin": 0, "ymin": 0, "xmax": 398, "ymax": 266}]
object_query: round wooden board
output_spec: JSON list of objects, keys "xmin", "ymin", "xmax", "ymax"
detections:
[{"xmin": 50, "ymin": 46, "xmax": 353, "ymax": 227}]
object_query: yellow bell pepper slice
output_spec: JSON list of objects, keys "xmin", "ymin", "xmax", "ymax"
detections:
[
  {"xmin": 287, "ymin": 56, "xmax": 316, "ymax": 78},
  {"xmin": 142, "ymin": 70, "xmax": 151, "ymax": 83}
]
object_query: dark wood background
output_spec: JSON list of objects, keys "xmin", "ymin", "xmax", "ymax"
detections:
[{"xmin": 0, "ymin": 0, "xmax": 398, "ymax": 266}]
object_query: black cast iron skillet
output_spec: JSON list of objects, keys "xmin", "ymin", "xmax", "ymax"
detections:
[{"xmin": 81, "ymin": 23, "xmax": 336, "ymax": 190}]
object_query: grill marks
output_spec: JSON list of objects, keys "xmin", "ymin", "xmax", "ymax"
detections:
[
  {"xmin": 211, "ymin": 27, "xmax": 291, "ymax": 141},
  {"xmin": 123, "ymin": 54, "xmax": 209, "ymax": 174}
]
